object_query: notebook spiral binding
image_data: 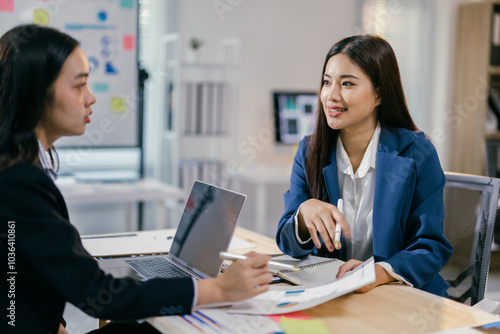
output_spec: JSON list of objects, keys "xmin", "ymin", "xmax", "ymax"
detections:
[{"xmin": 278, "ymin": 258, "xmax": 339, "ymax": 274}]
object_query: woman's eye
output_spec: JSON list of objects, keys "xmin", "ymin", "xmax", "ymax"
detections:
[
  {"xmin": 322, "ymin": 79, "xmax": 330, "ymax": 85},
  {"xmin": 342, "ymin": 81, "xmax": 353, "ymax": 86}
]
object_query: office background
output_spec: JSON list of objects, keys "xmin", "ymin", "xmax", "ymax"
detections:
[
  {"xmin": 1, "ymin": 0, "xmax": 495, "ymax": 331},
  {"xmin": 40, "ymin": 0, "xmax": 470, "ymax": 238}
]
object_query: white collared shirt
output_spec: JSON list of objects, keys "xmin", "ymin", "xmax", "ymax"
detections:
[
  {"xmin": 295, "ymin": 123, "xmax": 410, "ymax": 285},
  {"xmin": 37, "ymin": 140, "xmax": 58, "ymax": 182},
  {"xmin": 336, "ymin": 123, "xmax": 380, "ymax": 262}
]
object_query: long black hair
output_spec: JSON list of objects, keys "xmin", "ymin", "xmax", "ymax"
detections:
[
  {"xmin": 306, "ymin": 35, "xmax": 417, "ymax": 200},
  {"xmin": 0, "ymin": 24, "xmax": 79, "ymax": 170}
]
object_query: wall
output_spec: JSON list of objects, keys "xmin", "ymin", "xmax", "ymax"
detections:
[
  {"xmin": 175, "ymin": 0, "xmax": 357, "ymax": 167},
  {"xmin": 67, "ymin": 0, "xmax": 482, "ymax": 236}
]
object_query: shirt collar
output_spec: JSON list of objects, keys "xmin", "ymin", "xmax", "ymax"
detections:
[
  {"xmin": 37, "ymin": 140, "xmax": 58, "ymax": 181},
  {"xmin": 336, "ymin": 122, "xmax": 381, "ymax": 178}
]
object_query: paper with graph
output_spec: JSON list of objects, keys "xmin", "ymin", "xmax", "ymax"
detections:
[{"xmin": 199, "ymin": 257, "xmax": 375, "ymax": 315}]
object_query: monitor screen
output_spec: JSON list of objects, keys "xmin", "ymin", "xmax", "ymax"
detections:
[{"xmin": 273, "ymin": 91, "xmax": 317, "ymax": 144}]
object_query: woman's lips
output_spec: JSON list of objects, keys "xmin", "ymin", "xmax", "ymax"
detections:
[{"xmin": 327, "ymin": 107, "xmax": 347, "ymax": 117}]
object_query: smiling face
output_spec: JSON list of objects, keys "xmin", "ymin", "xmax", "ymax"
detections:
[
  {"xmin": 37, "ymin": 47, "xmax": 96, "ymax": 146},
  {"xmin": 320, "ymin": 53, "xmax": 379, "ymax": 136}
]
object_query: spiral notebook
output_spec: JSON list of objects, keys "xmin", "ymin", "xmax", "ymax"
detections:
[{"xmin": 272, "ymin": 255, "xmax": 345, "ymax": 286}]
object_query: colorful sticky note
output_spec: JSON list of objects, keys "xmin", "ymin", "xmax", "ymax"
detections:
[
  {"xmin": 110, "ymin": 97, "xmax": 126, "ymax": 113},
  {"xmin": 33, "ymin": 9, "xmax": 50, "ymax": 25},
  {"xmin": 279, "ymin": 318, "xmax": 330, "ymax": 334},
  {"xmin": 105, "ymin": 61, "xmax": 118, "ymax": 74},
  {"xmin": 267, "ymin": 311, "xmax": 312, "ymax": 323},
  {"xmin": 120, "ymin": 0, "xmax": 134, "ymax": 9},
  {"xmin": 93, "ymin": 83, "xmax": 109, "ymax": 93},
  {"xmin": 0, "ymin": 0, "xmax": 14, "ymax": 12},
  {"xmin": 123, "ymin": 35, "xmax": 135, "ymax": 51}
]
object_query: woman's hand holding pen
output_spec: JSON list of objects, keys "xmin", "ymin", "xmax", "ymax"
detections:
[
  {"xmin": 297, "ymin": 199, "xmax": 351, "ymax": 251},
  {"xmin": 195, "ymin": 252, "xmax": 273, "ymax": 306}
]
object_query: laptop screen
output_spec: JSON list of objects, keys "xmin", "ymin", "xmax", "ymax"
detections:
[{"xmin": 169, "ymin": 181, "xmax": 246, "ymax": 277}]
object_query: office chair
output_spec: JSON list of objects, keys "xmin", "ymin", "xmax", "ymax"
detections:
[{"xmin": 440, "ymin": 172, "xmax": 500, "ymax": 306}]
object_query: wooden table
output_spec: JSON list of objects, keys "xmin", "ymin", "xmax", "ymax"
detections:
[
  {"xmin": 202, "ymin": 228, "xmax": 499, "ymax": 333},
  {"xmin": 91, "ymin": 227, "xmax": 498, "ymax": 333}
]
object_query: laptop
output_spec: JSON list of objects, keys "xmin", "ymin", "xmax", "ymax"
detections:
[{"xmin": 97, "ymin": 180, "xmax": 247, "ymax": 280}]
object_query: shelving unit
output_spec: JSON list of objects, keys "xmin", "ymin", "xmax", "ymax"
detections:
[
  {"xmin": 156, "ymin": 33, "xmax": 241, "ymax": 197},
  {"xmin": 450, "ymin": 2, "xmax": 498, "ymax": 176}
]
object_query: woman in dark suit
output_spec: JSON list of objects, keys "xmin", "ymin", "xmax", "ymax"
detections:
[
  {"xmin": 276, "ymin": 35, "xmax": 453, "ymax": 297},
  {"xmin": 0, "ymin": 25, "xmax": 272, "ymax": 334}
]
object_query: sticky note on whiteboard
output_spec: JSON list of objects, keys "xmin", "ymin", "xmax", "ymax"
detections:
[
  {"xmin": 123, "ymin": 35, "xmax": 135, "ymax": 51},
  {"xmin": 110, "ymin": 97, "xmax": 126, "ymax": 113},
  {"xmin": 93, "ymin": 83, "xmax": 109, "ymax": 93},
  {"xmin": 33, "ymin": 9, "xmax": 50, "ymax": 25},
  {"xmin": 0, "ymin": 0, "xmax": 14, "ymax": 12},
  {"xmin": 120, "ymin": 0, "xmax": 134, "ymax": 9}
]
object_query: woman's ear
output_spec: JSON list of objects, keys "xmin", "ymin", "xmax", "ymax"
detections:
[{"xmin": 375, "ymin": 88, "xmax": 381, "ymax": 106}]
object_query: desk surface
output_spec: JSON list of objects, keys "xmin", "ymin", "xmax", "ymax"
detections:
[
  {"xmin": 92, "ymin": 227, "xmax": 498, "ymax": 333},
  {"xmin": 213, "ymin": 228, "xmax": 499, "ymax": 333}
]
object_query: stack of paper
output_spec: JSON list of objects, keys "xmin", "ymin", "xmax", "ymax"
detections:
[
  {"xmin": 200, "ymin": 257, "xmax": 376, "ymax": 315},
  {"xmin": 149, "ymin": 309, "xmax": 281, "ymax": 334}
]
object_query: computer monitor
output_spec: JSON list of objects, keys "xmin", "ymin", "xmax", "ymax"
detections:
[{"xmin": 273, "ymin": 91, "xmax": 317, "ymax": 144}]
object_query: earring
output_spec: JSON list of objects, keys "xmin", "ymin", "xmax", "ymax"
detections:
[{"xmin": 376, "ymin": 101, "xmax": 380, "ymax": 105}]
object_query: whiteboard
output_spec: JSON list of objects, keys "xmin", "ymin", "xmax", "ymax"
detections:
[{"xmin": 0, "ymin": 0, "xmax": 139, "ymax": 148}]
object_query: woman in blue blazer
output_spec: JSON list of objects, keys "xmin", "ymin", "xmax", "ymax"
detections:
[
  {"xmin": 276, "ymin": 35, "xmax": 453, "ymax": 297},
  {"xmin": 0, "ymin": 25, "xmax": 272, "ymax": 334}
]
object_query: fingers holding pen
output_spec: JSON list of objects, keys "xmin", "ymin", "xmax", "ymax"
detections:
[
  {"xmin": 332, "ymin": 199, "xmax": 350, "ymax": 250},
  {"xmin": 298, "ymin": 199, "xmax": 350, "ymax": 252}
]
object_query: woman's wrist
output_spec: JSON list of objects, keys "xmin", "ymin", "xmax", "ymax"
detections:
[
  {"xmin": 196, "ymin": 278, "xmax": 225, "ymax": 306},
  {"xmin": 296, "ymin": 204, "xmax": 311, "ymax": 240},
  {"xmin": 375, "ymin": 264, "xmax": 396, "ymax": 286}
]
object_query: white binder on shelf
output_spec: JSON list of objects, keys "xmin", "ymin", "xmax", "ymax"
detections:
[
  {"xmin": 213, "ymin": 82, "xmax": 225, "ymax": 135},
  {"xmin": 178, "ymin": 82, "xmax": 187, "ymax": 134},
  {"xmin": 200, "ymin": 82, "xmax": 210, "ymax": 135},
  {"xmin": 195, "ymin": 83, "xmax": 203, "ymax": 134},
  {"xmin": 184, "ymin": 82, "xmax": 196, "ymax": 135},
  {"xmin": 205, "ymin": 82, "xmax": 215, "ymax": 135}
]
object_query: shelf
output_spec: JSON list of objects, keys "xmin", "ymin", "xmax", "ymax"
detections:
[
  {"xmin": 158, "ymin": 33, "xmax": 241, "ymax": 189},
  {"xmin": 163, "ymin": 131, "xmax": 230, "ymax": 139},
  {"xmin": 486, "ymin": 131, "xmax": 500, "ymax": 140},
  {"xmin": 490, "ymin": 66, "xmax": 500, "ymax": 75},
  {"xmin": 166, "ymin": 60, "xmax": 239, "ymax": 69}
]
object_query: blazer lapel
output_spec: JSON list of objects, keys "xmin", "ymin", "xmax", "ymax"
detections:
[
  {"xmin": 323, "ymin": 162, "xmax": 340, "ymax": 204},
  {"xmin": 372, "ymin": 128, "xmax": 416, "ymax": 260},
  {"xmin": 321, "ymin": 149, "xmax": 342, "ymax": 259},
  {"xmin": 320, "ymin": 127, "xmax": 416, "ymax": 261}
]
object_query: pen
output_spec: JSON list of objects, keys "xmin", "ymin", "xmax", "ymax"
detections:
[
  {"xmin": 219, "ymin": 251, "xmax": 300, "ymax": 271},
  {"xmin": 334, "ymin": 198, "xmax": 343, "ymax": 249}
]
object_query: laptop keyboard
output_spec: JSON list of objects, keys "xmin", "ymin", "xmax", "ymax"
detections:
[{"xmin": 125, "ymin": 257, "xmax": 192, "ymax": 279}]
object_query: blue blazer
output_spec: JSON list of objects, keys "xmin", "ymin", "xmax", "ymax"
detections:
[{"xmin": 276, "ymin": 126, "xmax": 453, "ymax": 297}]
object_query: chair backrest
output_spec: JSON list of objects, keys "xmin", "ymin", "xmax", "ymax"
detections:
[{"xmin": 440, "ymin": 172, "xmax": 500, "ymax": 306}]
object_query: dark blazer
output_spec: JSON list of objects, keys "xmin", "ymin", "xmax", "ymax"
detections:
[
  {"xmin": 276, "ymin": 126, "xmax": 453, "ymax": 297},
  {"xmin": 0, "ymin": 162, "xmax": 194, "ymax": 334}
]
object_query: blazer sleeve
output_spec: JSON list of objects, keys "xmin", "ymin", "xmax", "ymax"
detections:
[
  {"xmin": 383, "ymin": 141, "xmax": 453, "ymax": 291},
  {"xmin": 0, "ymin": 163, "xmax": 195, "ymax": 320},
  {"xmin": 276, "ymin": 138, "xmax": 316, "ymax": 257}
]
